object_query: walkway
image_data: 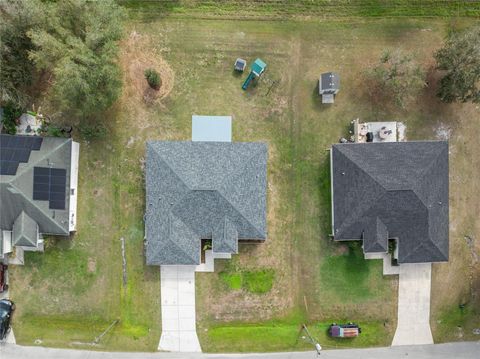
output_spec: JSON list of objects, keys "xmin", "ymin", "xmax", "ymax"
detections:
[
  {"xmin": 159, "ymin": 266, "xmax": 201, "ymax": 352},
  {"xmin": 392, "ymin": 263, "xmax": 434, "ymax": 346}
]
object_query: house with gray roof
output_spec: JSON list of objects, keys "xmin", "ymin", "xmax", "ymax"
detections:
[
  {"xmin": 330, "ymin": 141, "xmax": 449, "ymax": 264},
  {"xmin": 0, "ymin": 134, "xmax": 79, "ymax": 263},
  {"xmin": 145, "ymin": 141, "xmax": 267, "ymax": 266}
]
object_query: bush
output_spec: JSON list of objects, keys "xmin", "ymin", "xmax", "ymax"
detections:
[
  {"xmin": 1, "ymin": 102, "xmax": 22, "ymax": 135},
  {"xmin": 78, "ymin": 123, "xmax": 107, "ymax": 141},
  {"xmin": 47, "ymin": 126, "xmax": 63, "ymax": 137},
  {"xmin": 144, "ymin": 68, "xmax": 161, "ymax": 90}
]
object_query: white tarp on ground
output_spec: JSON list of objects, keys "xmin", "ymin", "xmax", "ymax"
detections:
[
  {"xmin": 392, "ymin": 263, "xmax": 434, "ymax": 346},
  {"xmin": 159, "ymin": 266, "xmax": 201, "ymax": 352},
  {"xmin": 191, "ymin": 115, "xmax": 232, "ymax": 142}
]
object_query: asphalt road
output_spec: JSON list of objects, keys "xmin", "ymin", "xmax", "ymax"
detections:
[{"xmin": 1, "ymin": 342, "xmax": 480, "ymax": 359}]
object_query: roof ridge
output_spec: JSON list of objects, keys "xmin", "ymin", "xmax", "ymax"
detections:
[
  {"xmin": 13, "ymin": 210, "xmax": 37, "ymax": 247},
  {"xmin": 6, "ymin": 182, "xmax": 68, "ymax": 234}
]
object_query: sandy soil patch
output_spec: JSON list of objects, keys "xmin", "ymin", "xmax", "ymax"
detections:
[
  {"xmin": 87, "ymin": 258, "xmax": 96, "ymax": 273},
  {"xmin": 122, "ymin": 31, "xmax": 174, "ymax": 104}
]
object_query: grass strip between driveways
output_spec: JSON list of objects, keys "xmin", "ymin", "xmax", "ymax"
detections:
[{"xmin": 201, "ymin": 320, "xmax": 390, "ymax": 352}]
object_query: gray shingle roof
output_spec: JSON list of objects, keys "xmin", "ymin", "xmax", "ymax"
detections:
[
  {"xmin": 13, "ymin": 211, "xmax": 38, "ymax": 247},
  {"xmin": 331, "ymin": 141, "xmax": 449, "ymax": 263},
  {"xmin": 0, "ymin": 135, "xmax": 72, "ymax": 236},
  {"xmin": 145, "ymin": 141, "xmax": 267, "ymax": 265},
  {"xmin": 320, "ymin": 72, "xmax": 340, "ymax": 92}
]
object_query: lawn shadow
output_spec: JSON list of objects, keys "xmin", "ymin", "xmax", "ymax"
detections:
[
  {"xmin": 310, "ymin": 80, "xmax": 335, "ymax": 113},
  {"xmin": 317, "ymin": 155, "xmax": 332, "ymax": 236},
  {"xmin": 410, "ymin": 64, "xmax": 461, "ymax": 140},
  {"xmin": 232, "ymin": 69, "xmax": 245, "ymax": 78}
]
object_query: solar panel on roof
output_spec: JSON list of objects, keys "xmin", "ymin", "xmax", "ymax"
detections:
[
  {"xmin": 0, "ymin": 135, "xmax": 11, "ymax": 148},
  {"xmin": 13, "ymin": 149, "xmax": 30, "ymax": 162},
  {"xmin": 50, "ymin": 192, "xmax": 65, "ymax": 201},
  {"xmin": 33, "ymin": 191, "xmax": 49, "ymax": 200},
  {"xmin": 11, "ymin": 150, "xmax": 21, "ymax": 162},
  {"xmin": 50, "ymin": 175, "xmax": 66, "ymax": 185},
  {"xmin": 9, "ymin": 162, "xmax": 18, "ymax": 175},
  {"xmin": 51, "ymin": 168, "xmax": 66, "ymax": 176},
  {"xmin": 0, "ymin": 160, "xmax": 19, "ymax": 175},
  {"xmin": 32, "ymin": 166, "xmax": 67, "ymax": 210},
  {"xmin": 0, "ymin": 161, "xmax": 10, "ymax": 175},
  {"xmin": 0, "ymin": 150, "xmax": 12, "ymax": 161},
  {"xmin": 49, "ymin": 200, "xmax": 65, "ymax": 210},
  {"xmin": 50, "ymin": 184, "xmax": 64, "ymax": 193},
  {"xmin": 0, "ymin": 135, "xmax": 44, "ymax": 176},
  {"xmin": 33, "ymin": 182, "xmax": 49, "ymax": 192},
  {"xmin": 34, "ymin": 167, "xmax": 50, "ymax": 176},
  {"xmin": 31, "ymin": 137, "xmax": 43, "ymax": 150},
  {"xmin": 14, "ymin": 137, "xmax": 24, "ymax": 148},
  {"xmin": 34, "ymin": 175, "xmax": 49, "ymax": 184}
]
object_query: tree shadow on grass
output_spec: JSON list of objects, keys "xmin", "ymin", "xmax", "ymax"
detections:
[{"xmin": 409, "ymin": 64, "xmax": 460, "ymax": 140}]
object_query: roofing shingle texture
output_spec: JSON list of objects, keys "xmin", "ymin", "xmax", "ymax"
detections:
[
  {"xmin": 13, "ymin": 211, "xmax": 38, "ymax": 247},
  {"xmin": 320, "ymin": 72, "xmax": 340, "ymax": 91},
  {"xmin": 0, "ymin": 135, "xmax": 72, "ymax": 238},
  {"xmin": 145, "ymin": 141, "xmax": 267, "ymax": 265},
  {"xmin": 331, "ymin": 141, "xmax": 449, "ymax": 263}
]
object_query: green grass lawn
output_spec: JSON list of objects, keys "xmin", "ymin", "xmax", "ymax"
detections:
[
  {"xmin": 201, "ymin": 316, "xmax": 391, "ymax": 352},
  {"xmin": 220, "ymin": 267, "xmax": 275, "ymax": 294},
  {"xmin": 8, "ymin": 3, "xmax": 480, "ymax": 352},
  {"xmin": 120, "ymin": 0, "xmax": 480, "ymax": 19},
  {"xmin": 320, "ymin": 243, "xmax": 389, "ymax": 301}
]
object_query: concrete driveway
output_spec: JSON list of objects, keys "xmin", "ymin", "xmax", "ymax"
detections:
[
  {"xmin": 159, "ymin": 265, "xmax": 201, "ymax": 352},
  {"xmin": 392, "ymin": 263, "xmax": 433, "ymax": 346}
]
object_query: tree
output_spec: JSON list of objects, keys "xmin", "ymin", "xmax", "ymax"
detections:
[
  {"xmin": 435, "ymin": 26, "xmax": 480, "ymax": 103},
  {"xmin": 144, "ymin": 68, "xmax": 161, "ymax": 90},
  {"xmin": 27, "ymin": 0, "xmax": 126, "ymax": 118},
  {"xmin": 0, "ymin": 0, "xmax": 44, "ymax": 107},
  {"xmin": 366, "ymin": 49, "xmax": 426, "ymax": 108}
]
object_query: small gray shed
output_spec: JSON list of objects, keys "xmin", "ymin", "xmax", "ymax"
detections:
[{"xmin": 319, "ymin": 72, "xmax": 340, "ymax": 104}]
